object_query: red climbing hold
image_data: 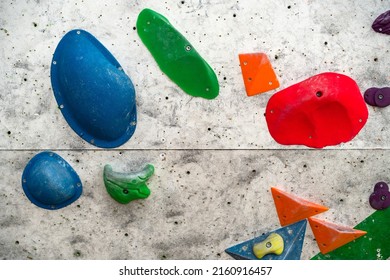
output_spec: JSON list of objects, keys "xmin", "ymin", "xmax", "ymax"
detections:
[
  {"xmin": 308, "ymin": 217, "xmax": 367, "ymax": 254},
  {"xmin": 265, "ymin": 72, "xmax": 368, "ymax": 148}
]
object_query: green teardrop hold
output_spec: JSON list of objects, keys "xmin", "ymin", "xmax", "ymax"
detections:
[{"xmin": 137, "ymin": 8, "xmax": 219, "ymax": 99}]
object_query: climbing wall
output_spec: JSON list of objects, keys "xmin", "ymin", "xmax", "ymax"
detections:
[{"xmin": 0, "ymin": 0, "xmax": 389, "ymax": 259}]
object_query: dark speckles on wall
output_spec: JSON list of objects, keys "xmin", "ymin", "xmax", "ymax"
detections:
[
  {"xmin": 234, "ymin": 167, "xmax": 259, "ymax": 187},
  {"xmin": 172, "ymin": 150, "xmax": 202, "ymax": 165},
  {"xmin": 364, "ymin": 68, "xmax": 388, "ymax": 85},
  {"xmin": 0, "ymin": 216, "xmax": 26, "ymax": 228},
  {"xmin": 13, "ymin": 61, "xmax": 32, "ymax": 71},
  {"xmin": 152, "ymin": 233, "xmax": 207, "ymax": 259},
  {"xmin": 69, "ymin": 235, "xmax": 88, "ymax": 245},
  {"xmin": 120, "ymin": 217, "xmax": 137, "ymax": 229},
  {"xmin": 142, "ymin": 108, "xmax": 161, "ymax": 119},
  {"xmin": 153, "ymin": 241, "xmax": 170, "ymax": 252},
  {"xmin": 73, "ymin": 250, "xmax": 82, "ymax": 257},
  {"xmin": 0, "ymin": 27, "xmax": 10, "ymax": 36},
  {"xmin": 165, "ymin": 210, "xmax": 184, "ymax": 218}
]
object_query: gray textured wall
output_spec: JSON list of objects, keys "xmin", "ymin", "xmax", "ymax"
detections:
[{"xmin": 0, "ymin": 0, "xmax": 389, "ymax": 260}]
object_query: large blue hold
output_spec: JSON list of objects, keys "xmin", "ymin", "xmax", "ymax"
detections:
[
  {"xmin": 51, "ymin": 29, "xmax": 137, "ymax": 148},
  {"xmin": 21, "ymin": 151, "xmax": 82, "ymax": 210},
  {"xmin": 225, "ymin": 219, "xmax": 307, "ymax": 260}
]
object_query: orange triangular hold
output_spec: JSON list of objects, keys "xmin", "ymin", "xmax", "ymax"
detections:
[
  {"xmin": 238, "ymin": 52, "xmax": 280, "ymax": 96},
  {"xmin": 308, "ymin": 217, "xmax": 367, "ymax": 254},
  {"xmin": 271, "ymin": 187, "xmax": 328, "ymax": 226}
]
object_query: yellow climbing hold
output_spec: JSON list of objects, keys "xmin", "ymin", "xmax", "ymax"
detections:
[{"xmin": 253, "ymin": 233, "xmax": 284, "ymax": 259}]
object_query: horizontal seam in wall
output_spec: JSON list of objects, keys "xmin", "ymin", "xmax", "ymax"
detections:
[{"xmin": 0, "ymin": 148, "xmax": 388, "ymax": 152}]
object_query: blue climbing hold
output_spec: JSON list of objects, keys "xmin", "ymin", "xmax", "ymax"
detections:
[
  {"xmin": 51, "ymin": 29, "xmax": 137, "ymax": 148},
  {"xmin": 21, "ymin": 151, "xmax": 82, "ymax": 210},
  {"xmin": 225, "ymin": 219, "xmax": 307, "ymax": 260}
]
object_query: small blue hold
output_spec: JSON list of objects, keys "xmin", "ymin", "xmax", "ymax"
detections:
[{"xmin": 21, "ymin": 151, "xmax": 82, "ymax": 210}]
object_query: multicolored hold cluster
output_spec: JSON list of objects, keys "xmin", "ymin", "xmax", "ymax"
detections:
[
  {"xmin": 225, "ymin": 220, "xmax": 307, "ymax": 260},
  {"xmin": 308, "ymin": 217, "xmax": 366, "ymax": 255},
  {"xmin": 271, "ymin": 188, "xmax": 366, "ymax": 255},
  {"xmin": 312, "ymin": 207, "xmax": 390, "ymax": 260},
  {"xmin": 21, "ymin": 150, "xmax": 155, "ymax": 209},
  {"xmin": 226, "ymin": 188, "xmax": 371, "ymax": 260}
]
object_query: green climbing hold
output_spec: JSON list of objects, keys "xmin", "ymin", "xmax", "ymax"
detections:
[
  {"xmin": 103, "ymin": 164, "xmax": 154, "ymax": 204},
  {"xmin": 136, "ymin": 8, "xmax": 219, "ymax": 99},
  {"xmin": 311, "ymin": 207, "xmax": 390, "ymax": 260}
]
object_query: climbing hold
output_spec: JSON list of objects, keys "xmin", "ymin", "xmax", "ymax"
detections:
[
  {"xmin": 308, "ymin": 217, "xmax": 366, "ymax": 255},
  {"xmin": 271, "ymin": 187, "xmax": 328, "ymax": 226},
  {"xmin": 103, "ymin": 164, "xmax": 154, "ymax": 204},
  {"xmin": 265, "ymin": 72, "xmax": 368, "ymax": 148},
  {"xmin": 136, "ymin": 8, "xmax": 219, "ymax": 99},
  {"xmin": 372, "ymin": 10, "xmax": 390, "ymax": 35},
  {"xmin": 364, "ymin": 87, "xmax": 390, "ymax": 108},
  {"xmin": 238, "ymin": 52, "xmax": 280, "ymax": 96},
  {"xmin": 253, "ymin": 233, "xmax": 284, "ymax": 259},
  {"xmin": 225, "ymin": 219, "xmax": 307, "ymax": 260},
  {"xmin": 21, "ymin": 151, "xmax": 82, "ymax": 210},
  {"xmin": 369, "ymin": 182, "xmax": 390, "ymax": 210},
  {"xmin": 51, "ymin": 29, "xmax": 137, "ymax": 148},
  {"xmin": 312, "ymin": 207, "xmax": 390, "ymax": 260}
]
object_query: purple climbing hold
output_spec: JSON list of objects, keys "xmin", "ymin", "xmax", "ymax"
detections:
[
  {"xmin": 369, "ymin": 182, "xmax": 390, "ymax": 210},
  {"xmin": 364, "ymin": 87, "xmax": 390, "ymax": 108},
  {"xmin": 372, "ymin": 10, "xmax": 390, "ymax": 35},
  {"xmin": 364, "ymin": 88, "xmax": 379, "ymax": 106}
]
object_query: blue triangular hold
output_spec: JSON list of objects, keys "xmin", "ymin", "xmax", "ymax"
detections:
[{"xmin": 225, "ymin": 219, "xmax": 307, "ymax": 260}]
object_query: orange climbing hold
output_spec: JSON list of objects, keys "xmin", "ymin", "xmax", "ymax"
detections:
[
  {"xmin": 308, "ymin": 217, "xmax": 367, "ymax": 254},
  {"xmin": 239, "ymin": 52, "xmax": 280, "ymax": 96},
  {"xmin": 271, "ymin": 187, "xmax": 328, "ymax": 226}
]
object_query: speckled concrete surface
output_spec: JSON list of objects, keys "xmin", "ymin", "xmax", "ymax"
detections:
[
  {"xmin": 1, "ymin": 150, "xmax": 389, "ymax": 260},
  {"xmin": 0, "ymin": 0, "xmax": 389, "ymax": 260}
]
